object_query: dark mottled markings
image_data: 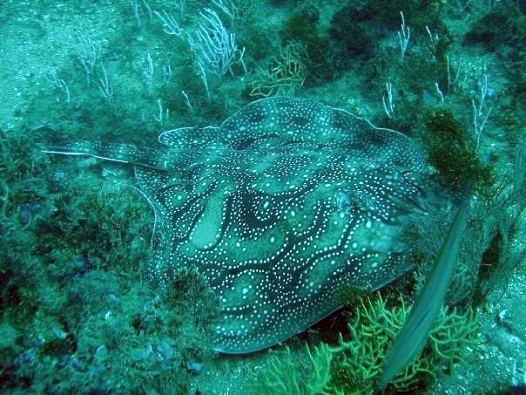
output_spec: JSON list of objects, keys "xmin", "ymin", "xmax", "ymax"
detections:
[{"xmin": 37, "ymin": 98, "xmax": 433, "ymax": 354}]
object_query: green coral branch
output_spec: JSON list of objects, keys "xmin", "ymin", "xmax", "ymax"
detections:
[
  {"xmin": 249, "ymin": 294, "xmax": 480, "ymax": 395},
  {"xmin": 329, "ymin": 294, "xmax": 479, "ymax": 394}
]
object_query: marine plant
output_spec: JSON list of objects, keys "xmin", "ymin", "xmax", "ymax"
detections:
[
  {"xmin": 249, "ymin": 42, "xmax": 307, "ymax": 97},
  {"xmin": 246, "ymin": 345, "xmax": 332, "ymax": 395},
  {"xmin": 334, "ymin": 295, "xmax": 479, "ymax": 393},
  {"xmin": 248, "ymin": 294, "xmax": 480, "ymax": 394},
  {"xmin": 421, "ymin": 107, "xmax": 492, "ymax": 194}
]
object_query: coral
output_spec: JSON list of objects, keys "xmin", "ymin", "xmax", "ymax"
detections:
[
  {"xmin": 247, "ymin": 294, "xmax": 479, "ymax": 394},
  {"xmin": 249, "ymin": 42, "xmax": 307, "ymax": 97},
  {"xmin": 247, "ymin": 344, "xmax": 332, "ymax": 395},
  {"xmin": 327, "ymin": 295, "xmax": 480, "ymax": 394}
]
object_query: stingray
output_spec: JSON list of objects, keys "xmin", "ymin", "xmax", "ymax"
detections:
[{"xmin": 36, "ymin": 97, "xmax": 432, "ymax": 354}]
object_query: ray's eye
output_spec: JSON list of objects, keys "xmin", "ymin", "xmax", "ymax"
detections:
[{"xmin": 335, "ymin": 191, "xmax": 351, "ymax": 213}]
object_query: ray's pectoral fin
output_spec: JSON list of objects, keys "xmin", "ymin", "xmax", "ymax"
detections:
[{"xmin": 158, "ymin": 126, "xmax": 220, "ymax": 149}]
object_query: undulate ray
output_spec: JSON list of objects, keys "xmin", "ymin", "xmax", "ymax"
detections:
[{"xmin": 37, "ymin": 98, "xmax": 432, "ymax": 354}]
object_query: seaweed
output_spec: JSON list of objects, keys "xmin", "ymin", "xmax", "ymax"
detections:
[{"xmin": 421, "ymin": 107, "xmax": 493, "ymax": 194}]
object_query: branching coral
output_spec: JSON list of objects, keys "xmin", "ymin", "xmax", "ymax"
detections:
[
  {"xmin": 328, "ymin": 295, "xmax": 480, "ymax": 394},
  {"xmin": 249, "ymin": 294, "xmax": 480, "ymax": 395},
  {"xmin": 249, "ymin": 42, "xmax": 307, "ymax": 97},
  {"xmin": 246, "ymin": 344, "xmax": 332, "ymax": 395}
]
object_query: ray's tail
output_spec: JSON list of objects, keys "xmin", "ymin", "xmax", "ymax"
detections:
[{"xmin": 33, "ymin": 126, "xmax": 172, "ymax": 170}]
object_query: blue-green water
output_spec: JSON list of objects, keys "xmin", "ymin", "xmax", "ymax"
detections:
[{"xmin": 0, "ymin": 0, "xmax": 525, "ymax": 393}]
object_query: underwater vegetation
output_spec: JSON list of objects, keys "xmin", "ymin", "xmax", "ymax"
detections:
[
  {"xmin": 421, "ymin": 107, "xmax": 492, "ymax": 193},
  {"xmin": 0, "ymin": 129, "xmax": 217, "ymax": 393},
  {"xmin": 246, "ymin": 344, "xmax": 333, "ymax": 395},
  {"xmin": 248, "ymin": 294, "xmax": 480, "ymax": 394}
]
